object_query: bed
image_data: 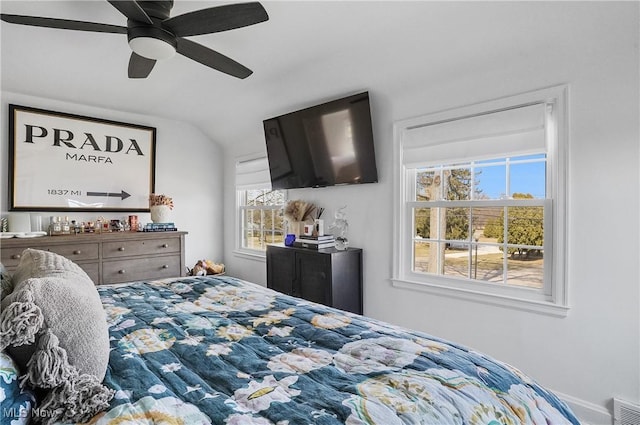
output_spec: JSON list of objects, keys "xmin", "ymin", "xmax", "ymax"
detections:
[{"xmin": 1, "ymin": 250, "xmax": 580, "ymax": 425}]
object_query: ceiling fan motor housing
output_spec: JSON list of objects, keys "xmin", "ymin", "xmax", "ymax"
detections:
[
  {"xmin": 126, "ymin": 1, "xmax": 176, "ymax": 60},
  {"xmin": 139, "ymin": 0, "xmax": 174, "ymax": 20}
]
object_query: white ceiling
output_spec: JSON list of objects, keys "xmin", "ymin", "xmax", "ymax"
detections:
[{"xmin": 0, "ymin": 1, "xmax": 618, "ymax": 149}]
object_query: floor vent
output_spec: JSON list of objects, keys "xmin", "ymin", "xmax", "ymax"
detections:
[{"xmin": 614, "ymin": 398, "xmax": 640, "ymax": 425}]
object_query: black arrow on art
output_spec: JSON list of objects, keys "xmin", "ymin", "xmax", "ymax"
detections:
[{"xmin": 87, "ymin": 190, "xmax": 131, "ymax": 200}]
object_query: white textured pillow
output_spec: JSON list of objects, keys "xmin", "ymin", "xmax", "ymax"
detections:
[
  {"xmin": 0, "ymin": 262, "xmax": 13, "ymax": 301},
  {"xmin": 10, "ymin": 246, "xmax": 90, "ymax": 285},
  {"xmin": 0, "ymin": 249, "xmax": 113, "ymax": 424}
]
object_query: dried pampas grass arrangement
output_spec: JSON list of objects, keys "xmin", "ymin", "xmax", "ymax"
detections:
[{"xmin": 284, "ymin": 200, "xmax": 316, "ymax": 222}]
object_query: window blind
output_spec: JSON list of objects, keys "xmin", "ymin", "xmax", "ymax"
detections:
[
  {"xmin": 236, "ymin": 156, "xmax": 271, "ymax": 190},
  {"xmin": 401, "ymin": 103, "xmax": 547, "ymax": 168}
]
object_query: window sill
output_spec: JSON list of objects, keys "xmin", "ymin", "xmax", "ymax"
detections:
[
  {"xmin": 233, "ymin": 249, "xmax": 266, "ymax": 262},
  {"xmin": 391, "ymin": 277, "xmax": 570, "ymax": 317}
]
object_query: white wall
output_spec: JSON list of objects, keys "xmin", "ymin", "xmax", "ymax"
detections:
[
  {"xmin": 0, "ymin": 92, "xmax": 225, "ymax": 269},
  {"xmin": 223, "ymin": 4, "xmax": 639, "ymax": 424}
]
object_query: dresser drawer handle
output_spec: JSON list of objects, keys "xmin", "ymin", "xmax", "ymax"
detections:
[
  {"xmin": 118, "ymin": 269, "xmax": 126, "ymax": 274},
  {"xmin": 73, "ymin": 250, "xmax": 82, "ymax": 255},
  {"xmin": 118, "ymin": 247, "xmax": 125, "ymax": 252},
  {"xmin": 162, "ymin": 264, "xmax": 169, "ymax": 269},
  {"xmin": 11, "ymin": 254, "xmax": 21, "ymax": 260},
  {"xmin": 161, "ymin": 243, "xmax": 169, "ymax": 248}
]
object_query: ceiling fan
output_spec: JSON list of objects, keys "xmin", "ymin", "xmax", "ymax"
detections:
[{"xmin": 0, "ymin": 0, "xmax": 268, "ymax": 79}]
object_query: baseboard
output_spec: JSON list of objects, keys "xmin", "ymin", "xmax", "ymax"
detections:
[{"xmin": 554, "ymin": 390, "xmax": 612, "ymax": 425}]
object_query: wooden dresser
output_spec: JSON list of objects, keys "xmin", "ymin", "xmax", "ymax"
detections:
[{"xmin": 1, "ymin": 231, "xmax": 187, "ymax": 285}]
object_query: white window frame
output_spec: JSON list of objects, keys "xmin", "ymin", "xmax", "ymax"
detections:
[
  {"xmin": 234, "ymin": 155, "xmax": 286, "ymax": 258},
  {"xmin": 392, "ymin": 86, "xmax": 569, "ymax": 316}
]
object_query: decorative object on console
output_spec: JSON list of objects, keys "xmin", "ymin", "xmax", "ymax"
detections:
[
  {"xmin": 303, "ymin": 223, "xmax": 314, "ymax": 236},
  {"xmin": 294, "ymin": 234, "xmax": 335, "ymax": 250},
  {"xmin": 312, "ymin": 207, "xmax": 326, "ymax": 237},
  {"xmin": 284, "ymin": 233, "xmax": 296, "ymax": 246},
  {"xmin": 287, "ymin": 221, "xmax": 302, "ymax": 238},
  {"xmin": 329, "ymin": 205, "xmax": 349, "ymax": 250},
  {"xmin": 313, "ymin": 207, "xmax": 325, "ymax": 236},
  {"xmin": 283, "ymin": 199, "xmax": 316, "ymax": 238},
  {"xmin": 314, "ymin": 219, "xmax": 324, "ymax": 236}
]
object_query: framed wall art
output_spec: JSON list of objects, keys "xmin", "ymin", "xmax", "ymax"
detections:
[{"xmin": 8, "ymin": 104, "xmax": 156, "ymax": 212}]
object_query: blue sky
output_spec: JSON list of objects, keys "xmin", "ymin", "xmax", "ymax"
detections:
[{"xmin": 476, "ymin": 161, "xmax": 546, "ymax": 199}]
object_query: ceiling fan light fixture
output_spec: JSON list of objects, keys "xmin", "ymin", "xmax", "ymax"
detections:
[
  {"xmin": 127, "ymin": 25, "xmax": 177, "ymax": 60},
  {"xmin": 129, "ymin": 36, "xmax": 176, "ymax": 60}
]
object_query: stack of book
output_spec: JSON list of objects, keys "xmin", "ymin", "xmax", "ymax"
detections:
[
  {"xmin": 142, "ymin": 222, "xmax": 178, "ymax": 232},
  {"xmin": 293, "ymin": 234, "xmax": 335, "ymax": 250}
]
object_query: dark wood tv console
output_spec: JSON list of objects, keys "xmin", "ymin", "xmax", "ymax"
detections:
[{"xmin": 266, "ymin": 244, "xmax": 363, "ymax": 315}]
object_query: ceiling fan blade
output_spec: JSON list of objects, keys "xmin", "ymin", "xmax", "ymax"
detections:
[
  {"xmin": 0, "ymin": 14, "xmax": 127, "ymax": 33},
  {"xmin": 176, "ymin": 38, "xmax": 252, "ymax": 79},
  {"xmin": 107, "ymin": 0, "xmax": 152, "ymax": 24},
  {"xmin": 163, "ymin": 2, "xmax": 268, "ymax": 37},
  {"xmin": 128, "ymin": 52, "xmax": 156, "ymax": 78}
]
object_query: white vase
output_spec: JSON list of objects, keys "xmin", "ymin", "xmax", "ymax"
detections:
[
  {"xmin": 288, "ymin": 221, "xmax": 303, "ymax": 237},
  {"xmin": 150, "ymin": 205, "xmax": 171, "ymax": 223}
]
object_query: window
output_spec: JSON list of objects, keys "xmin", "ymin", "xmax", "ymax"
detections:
[
  {"xmin": 236, "ymin": 157, "xmax": 285, "ymax": 254},
  {"xmin": 393, "ymin": 86, "xmax": 568, "ymax": 315}
]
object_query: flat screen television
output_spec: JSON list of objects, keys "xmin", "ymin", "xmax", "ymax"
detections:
[{"xmin": 263, "ymin": 91, "xmax": 378, "ymax": 189}]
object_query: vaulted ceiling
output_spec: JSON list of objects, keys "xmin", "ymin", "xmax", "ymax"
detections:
[{"xmin": 1, "ymin": 1, "xmax": 619, "ymax": 149}]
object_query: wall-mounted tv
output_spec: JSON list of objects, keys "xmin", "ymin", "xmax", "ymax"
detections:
[{"xmin": 263, "ymin": 91, "xmax": 378, "ymax": 189}]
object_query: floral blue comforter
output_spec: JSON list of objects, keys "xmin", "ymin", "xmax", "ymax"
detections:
[{"xmin": 84, "ymin": 275, "xmax": 579, "ymax": 425}]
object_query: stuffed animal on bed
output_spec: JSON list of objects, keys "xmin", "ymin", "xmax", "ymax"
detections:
[{"xmin": 190, "ymin": 259, "xmax": 224, "ymax": 276}]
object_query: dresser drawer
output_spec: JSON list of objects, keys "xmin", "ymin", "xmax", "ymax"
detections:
[
  {"xmin": 2, "ymin": 247, "xmax": 30, "ymax": 268},
  {"xmin": 102, "ymin": 255, "xmax": 181, "ymax": 284},
  {"xmin": 78, "ymin": 262, "xmax": 100, "ymax": 285},
  {"xmin": 102, "ymin": 237, "xmax": 180, "ymax": 259},
  {"xmin": 1, "ymin": 243, "xmax": 99, "ymax": 268}
]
